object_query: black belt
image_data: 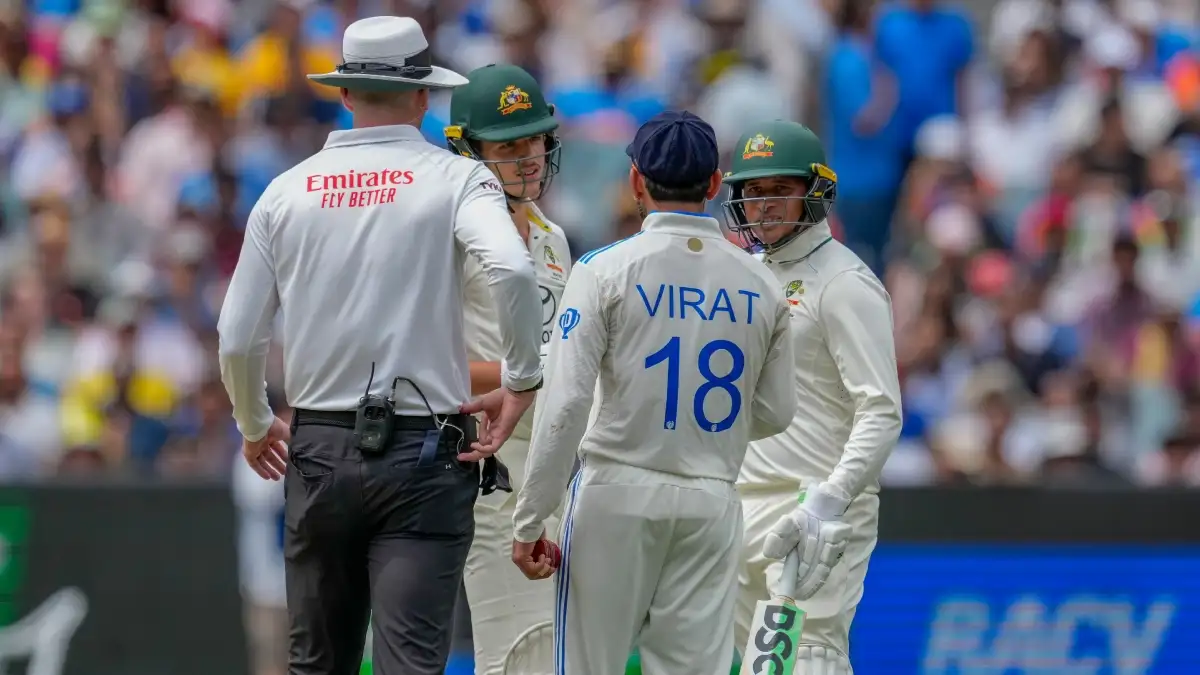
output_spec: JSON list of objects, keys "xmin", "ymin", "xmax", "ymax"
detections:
[
  {"xmin": 292, "ymin": 408, "xmax": 509, "ymax": 496},
  {"xmin": 293, "ymin": 409, "xmax": 471, "ymax": 431}
]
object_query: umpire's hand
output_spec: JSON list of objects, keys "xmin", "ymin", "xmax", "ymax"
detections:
[
  {"xmin": 243, "ymin": 417, "xmax": 291, "ymax": 481},
  {"xmin": 458, "ymin": 387, "xmax": 536, "ymax": 461}
]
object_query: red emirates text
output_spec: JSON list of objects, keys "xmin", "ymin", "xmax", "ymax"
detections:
[{"xmin": 307, "ymin": 169, "xmax": 415, "ymax": 209}]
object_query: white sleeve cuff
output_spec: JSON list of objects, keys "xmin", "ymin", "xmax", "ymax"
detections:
[
  {"xmin": 805, "ymin": 482, "xmax": 852, "ymax": 520},
  {"xmin": 502, "ymin": 360, "xmax": 544, "ymax": 392}
]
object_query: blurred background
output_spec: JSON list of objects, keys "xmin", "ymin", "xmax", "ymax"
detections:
[{"xmin": 0, "ymin": 0, "xmax": 1197, "ymax": 672}]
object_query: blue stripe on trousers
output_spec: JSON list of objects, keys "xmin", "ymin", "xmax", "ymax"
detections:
[{"xmin": 554, "ymin": 472, "xmax": 583, "ymax": 675}]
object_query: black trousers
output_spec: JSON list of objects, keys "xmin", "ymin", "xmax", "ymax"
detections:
[{"xmin": 284, "ymin": 411, "xmax": 480, "ymax": 675}]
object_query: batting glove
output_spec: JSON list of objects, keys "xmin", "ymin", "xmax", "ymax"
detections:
[{"xmin": 763, "ymin": 482, "xmax": 852, "ymax": 600}]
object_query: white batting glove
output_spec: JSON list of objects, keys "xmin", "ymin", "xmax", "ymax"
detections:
[{"xmin": 763, "ymin": 482, "xmax": 852, "ymax": 600}]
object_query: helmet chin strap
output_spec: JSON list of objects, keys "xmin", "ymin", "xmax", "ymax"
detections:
[{"xmin": 760, "ymin": 222, "xmax": 810, "ymax": 254}]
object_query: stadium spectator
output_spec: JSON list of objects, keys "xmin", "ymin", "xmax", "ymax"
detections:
[
  {"xmin": 824, "ymin": 0, "xmax": 903, "ymax": 273},
  {"xmin": 874, "ymin": 0, "xmax": 974, "ymax": 159}
]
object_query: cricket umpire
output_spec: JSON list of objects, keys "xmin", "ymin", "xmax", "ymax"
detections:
[{"xmin": 216, "ymin": 16, "xmax": 545, "ymax": 675}]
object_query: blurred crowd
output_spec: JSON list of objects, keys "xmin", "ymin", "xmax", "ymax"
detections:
[{"xmin": 0, "ymin": 0, "xmax": 1199, "ymax": 501}]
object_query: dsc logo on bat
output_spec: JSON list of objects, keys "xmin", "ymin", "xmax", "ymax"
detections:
[{"xmin": 743, "ymin": 603, "xmax": 801, "ymax": 675}]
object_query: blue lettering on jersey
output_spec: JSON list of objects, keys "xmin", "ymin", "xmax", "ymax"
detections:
[
  {"xmin": 637, "ymin": 283, "xmax": 666, "ymax": 317},
  {"xmin": 738, "ymin": 290, "xmax": 759, "ymax": 324},
  {"xmin": 679, "ymin": 286, "xmax": 705, "ymax": 319},
  {"xmin": 645, "ymin": 336, "xmax": 745, "ymax": 432},
  {"xmin": 709, "ymin": 289, "xmax": 735, "ymax": 323},
  {"xmin": 635, "ymin": 284, "xmax": 761, "ymax": 325},
  {"xmin": 559, "ymin": 308, "xmax": 581, "ymax": 339}
]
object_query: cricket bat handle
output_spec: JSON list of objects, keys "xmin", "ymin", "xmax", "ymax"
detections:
[{"xmin": 777, "ymin": 551, "xmax": 801, "ymax": 602}]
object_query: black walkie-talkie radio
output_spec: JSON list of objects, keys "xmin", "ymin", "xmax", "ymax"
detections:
[{"xmin": 354, "ymin": 362, "xmax": 395, "ymax": 454}]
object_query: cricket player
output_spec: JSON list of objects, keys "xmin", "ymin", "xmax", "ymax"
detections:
[
  {"xmin": 722, "ymin": 120, "xmax": 903, "ymax": 674},
  {"xmin": 446, "ymin": 64, "xmax": 572, "ymax": 674},
  {"xmin": 512, "ymin": 111, "xmax": 797, "ymax": 675}
]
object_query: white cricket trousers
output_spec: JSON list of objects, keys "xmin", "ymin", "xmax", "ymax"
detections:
[
  {"xmin": 555, "ymin": 460, "xmax": 743, "ymax": 675},
  {"xmin": 734, "ymin": 480, "xmax": 879, "ymax": 674},
  {"xmin": 464, "ymin": 437, "xmax": 559, "ymax": 675}
]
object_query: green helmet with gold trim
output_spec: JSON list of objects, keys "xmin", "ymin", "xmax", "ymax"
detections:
[
  {"xmin": 445, "ymin": 64, "xmax": 562, "ymax": 203},
  {"xmin": 721, "ymin": 120, "xmax": 837, "ymax": 253}
]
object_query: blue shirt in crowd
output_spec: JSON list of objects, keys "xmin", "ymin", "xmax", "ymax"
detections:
[
  {"xmin": 874, "ymin": 2, "xmax": 973, "ymax": 149},
  {"xmin": 824, "ymin": 34, "xmax": 905, "ymax": 197}
]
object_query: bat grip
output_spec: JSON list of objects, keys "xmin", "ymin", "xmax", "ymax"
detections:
[{"xmin": 777, "ymin": 550, "xmax": 801, "ymax": 601}]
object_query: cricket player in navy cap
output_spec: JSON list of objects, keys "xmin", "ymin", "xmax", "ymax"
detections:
[{"xmin": 511, "ymin": 110, "xmax": 798, "ymax": 674}]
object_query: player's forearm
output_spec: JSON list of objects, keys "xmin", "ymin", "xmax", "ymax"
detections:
[
  {"xmin": 820, "ymin": 269, "xmax": 903, "ymax": 498},
  {"xmin": 513, "ymin": 397, "xmax": 590, "ymax": 542},
  {"xmin": 512, "ymin": 264, "xmax": 606, "ymax": 541},
  {"xmin": 749, "ymin": 375, "xmax": 797, "ymax": 440},
  {"xmin": 750, "ymin": 301, "xmax": 797, "ymax": 440},
  {"xmin": 455, "ymin": 194, "xmax": 543, "ymax": 390},
  {"xmin": 468, "ymin": 361, "xmax": 503, "ymax": 395},
  {"xmin": 825, "ymin": 393, "xmax": 902, "ymax": 498}
]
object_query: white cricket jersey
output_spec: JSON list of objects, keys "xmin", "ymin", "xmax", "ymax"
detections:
[
  {"xmin": 512, "ymin": 212, "xmax": 797, "ymax": 542},
  {"xmin": 217, "ymin": 124, "xmax": 544, "ymax": 440},
  {"xmin": 462, "ymin": 205, "xmax": 572, "ymax": 440},
  {"xmin": 738, "ymin": 222, "xmax": 903, "ymax": 498}
]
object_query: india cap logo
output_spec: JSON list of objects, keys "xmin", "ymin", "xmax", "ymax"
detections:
[
  {"xmin": 559, "ymin": 308, "xmax": 581, "ymax": 339},
  {"xmin": 498, "ymin": 85, "xmax": 533, "ymax": 115},
  {"xmin": 742, "ymin": 134, "xmax": 775, "ymax": 160}
]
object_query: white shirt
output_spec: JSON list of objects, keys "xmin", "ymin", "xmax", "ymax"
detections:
[
  {"xmin": 462, "ymin": 205, "xmax": 572, "ymax": 440},
  {"xmin": 217, "ymin": 125, "xmax": 544, "ymax": 440},
  {"xmin": 968, "ymin": 103, "xmax": 1059, "ymax": 193},
  {"xmin": 232, "ymin": 457, "xmax": 286, "ymax": 607},
  {"xmin": 513, "ymin": 212, "xmax": 796, "ymax": 541},
  {"xmin": 739, "ymin": 223, "xmax": 903, "ymax": 498}
]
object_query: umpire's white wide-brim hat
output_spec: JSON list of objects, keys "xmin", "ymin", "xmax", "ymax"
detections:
[{"xmin": 308, "ymin": 16, "xmax": 468, "ymax": 91}]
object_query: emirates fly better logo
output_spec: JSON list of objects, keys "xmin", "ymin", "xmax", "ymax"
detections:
[{"xmin": 306, "ymin": 169, "xmax": 415, "ymax": 209}]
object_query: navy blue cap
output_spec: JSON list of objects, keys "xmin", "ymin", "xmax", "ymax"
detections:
[{"xmin": 625, "ymin": 110, "xmax": 719, "ymax": 188}]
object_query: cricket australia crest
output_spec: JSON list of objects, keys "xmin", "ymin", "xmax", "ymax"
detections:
[
  {"xmin": 543, "ymin": 245, "xmax": 564, "ymax": 276},
  {"xmin": 498, "ymin": 86, "xmax": 533, "ymax": 115},
  {"xmin": 784, "ymin": 280, "xmax": 804, "ymax": 305},
  {"xmin": 742, "ymin": 134, "xmax": 775, "ymax": 159}
]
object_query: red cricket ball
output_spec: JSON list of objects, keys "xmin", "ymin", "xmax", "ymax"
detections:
[{"xmin": 532, "ymin": 539, "xmax": 561, "ymax": 570}]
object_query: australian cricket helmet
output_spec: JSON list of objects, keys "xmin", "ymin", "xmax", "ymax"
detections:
[
  {"xmin": 721, "ymin": 120, "xmax": 837, "ymax": 253},
  {"xmin": 445, "ymin": 63, "xmax": 561, "ymax": 202}
]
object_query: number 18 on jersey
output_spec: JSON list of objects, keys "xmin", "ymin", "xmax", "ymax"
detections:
[
  {"xmin": 637, "ymin": 282, "xmax": 760, "ymax": 433},
  {"xmin": 645, "ymin": 336, "xmax": 745, "ymax": 432}
]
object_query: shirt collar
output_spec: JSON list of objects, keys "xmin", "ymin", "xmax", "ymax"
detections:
[
  {"xmin": 766, "ymin": 221, "xmax": 834, "ymax": 263},
  {"xmin": 640, "ymin": 210, "xmax": 724, "ymax": 238},
  {"xmin": 323, "ymin": 124, "xmax": 426, "ymax": 150}
]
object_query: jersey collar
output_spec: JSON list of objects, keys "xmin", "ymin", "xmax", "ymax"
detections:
[
  {"xmin": 323, "ymin": 124, "xmax": 426, "ymax": 150},
  {"xmin": 641, "ymin": 211, "xmax": 723, "ymax": 238},
  {"xmin": 765, "ymin": 221, "xmax": 834, "ymax": 264}
]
